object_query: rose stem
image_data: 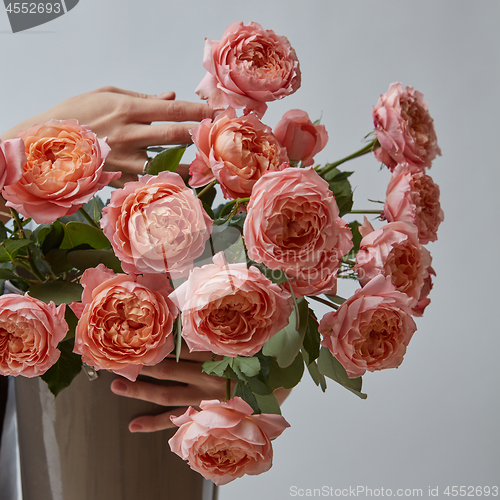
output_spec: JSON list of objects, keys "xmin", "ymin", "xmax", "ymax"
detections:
[
  {"xmin": 78, "ymin": 207, "xmax": 99, "ymax": 228},
  {"xmin": 9, "ymin": 208, "xmax": 46, "ymax": 282},
  {"xmin": 218, "ymin": 197, "xmax": 250, "ymax": 218},
  {"xmin": 317, "ymin": 137, "xmax": 380, "ymax": 176},
  {"xmin": 308, "ymin": 295, "xmax": 339, "ymax": 310},
  {"xmin": 195, "ymin": 179, "xmax": 218, "ymax": 199}
]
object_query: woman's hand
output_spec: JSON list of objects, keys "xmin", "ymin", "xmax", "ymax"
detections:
[
  {"xmin": 110, "ymin": 347, "xmax": 291, "ymax": 433},
  {"xmin": 110, "ymin": 349, "xmax": 227, "ymax": 433},
  {"xmin": 1, "ymin": 86, "xmax": 215, "ymax": 187}
]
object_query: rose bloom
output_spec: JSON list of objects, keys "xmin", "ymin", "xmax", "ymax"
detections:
[
  {"xmin": 169, "ymin": 397, "xmax": 290, "ymax": 485},
  {"xmin": 196, "ymin": 21, "xmax": 301, "ymax": 117},
  {"xmin": 384, "ymin": 163, "xmax": 444, "ymax": 244},
  {"xmin": 354, "ymin": 218, "xmax": 432, "ymax": 305},
  {"xmin": 412, "ymin": 266, "xmax": 435, "ymax": 317},
  {"xmin": 169, "ymin": 252, "xmax": 293, "ymax": 357},
  {"xmin": 0, "ymin": 294, "xmax": 68, "ymax": 377},
  {"xmin": 189, "ymin": 108, "xmax": 287, "ymax": 199},
  {"xmin": 0, "ymin": 138, "xmax": 26, "ymax": 190},
  {"xmin": 71, "ymin": 264, "xmax": 177, "ymax": 381},
  {"xmin": 101, "ymin": 171, "xmax": 212, "ymax": 276},
  {"xmin": 373, "ymin": 82, "xmax": 441, "ymax": 171},
  {"xmin": 273, "ymin": 109, "xmax": 328, "ymax": 166},
  {"xmin": 3, "ymin": 119, "xmax": 119, "ymax": 224},
  {"xmin": 243, "ymin": 167, "xmax": 353, "ymax": 297},
  {"xmin": 319, "ymin": 275, "xmax": 417, "ymax": 378}
]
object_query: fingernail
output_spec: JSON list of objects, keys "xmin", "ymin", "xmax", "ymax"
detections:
[
  {"xmin": 111, "ymin": 380, "xmax": 127, "ymax": 394},
  {"xmin": 130, "ymin": 423, "xmax": 143, "ymax": 433},
  {"xmin": 156, "ymin": 92, "xmax": 174, "ymax": 100}
]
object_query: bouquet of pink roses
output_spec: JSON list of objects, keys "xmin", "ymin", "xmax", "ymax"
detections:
[{"xmin": 0, "ymin": 21, "xmax": 443, "ymax": 486}]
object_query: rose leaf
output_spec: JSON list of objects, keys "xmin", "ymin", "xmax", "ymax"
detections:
[{"xmin": 317, "ymin": 347, "xmax": 367, "ymax": 399}]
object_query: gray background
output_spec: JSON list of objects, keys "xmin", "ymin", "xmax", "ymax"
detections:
[{"xmin": 1, "ymin": 1, "xmax": 499, "ymax": 498}]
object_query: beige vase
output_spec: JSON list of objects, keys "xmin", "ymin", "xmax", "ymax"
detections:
[{"xmin": 15, "ymin": 370, "xmax": 217, "ymax": 500}]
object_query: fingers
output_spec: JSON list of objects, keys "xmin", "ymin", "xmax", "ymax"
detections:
[
  {"xmin": 128, "ymin": 408, "xmax": 187, "ymax": 432},
  {"xmin": 140, "ymin": 358, "xmax": 212, "ymax": 385},
  {"xmin": 132, "ymin": 123, "xmax": 197, "ymax": 146},
  {"xmin": 130, "ymin": 99, "xmax": 215, "ymax": 124},
  {"xmin": 92, "ymin": 86, "xmax": 176, "ymax": 101},
  {"xmin": 110, "ymin": 377, "xmax": 225, "ymax": 408}
]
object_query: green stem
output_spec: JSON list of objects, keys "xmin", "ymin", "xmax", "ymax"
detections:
[
  {"xmin": 225, "ymin": 377, "xmax": 231, "ymax": 402},
  {"xmin": 218, "ymin": 197, "xmax": 250, "ymax": 219},
  {"xmin": 317, "ymin": 137, "xmax": 379, "ymax": 176},
  {"xmin": 196, "ymin": 180, "xmax": 218, "ymax": 199},
  {"xmin": 9, "ymin": 209, "xmax": 25, "ymax": 237},
  {"xmin": 309, "ymin": 295, "xmax": 339, "ymax": 310},
  {"xmin": 78, "ymin": 208, "xmax": 99, "ymax": 228}
]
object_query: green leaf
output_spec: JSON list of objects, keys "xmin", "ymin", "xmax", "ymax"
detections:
[
  {"xmin": 325, "ymin": 294, "xmax": 346, "ymax": 306},
  {"xmin": 29, "ymin": 281, "xmax": 83, "ymax": 306},
  {"xmin": 146, "ymin": 145, "xmax": 187, "ymax": 175},
  {"xmin": 347, "ymin": 221, "xmax": 362, "ymax": 259},
  {"xmin": 302, "ymin": 313, "xmax": 321, "ymax": 364},
  {"xmin": 232, "ymin": 356, "xmax": 261, "ymax": 378},
  {"xmin": 0, "ymin": 221, "xmax": 8, "ymax": 242},
  {"xmin": 0, "ymin": 269, "xmax": 20, "ymax": 281},
  {"xmin": 60, "ymin": 222, "xmax": 110, "ymax": 250},
  {"xmin": 263, "ymin": 298, "xmax": 309, "ymax": 368},
  {"xmin": 254, "ymin": 393, "xmax": 281, "ymax": 415},
  {"xmin": 0, "ymin": 239, "xmax": 32, "ymax": 263},
  {"xmin": 303, "ymin": 353, "xmax": 327, "ymax": 392},
  {"xmin": 322, "ymin": 167, "xmax": 354, "ymax": 217},
  {"xmin": 175, "ymin": 314, "xmax": 182, "ymax": 362},
  {"xmin": 233, "ymin": 381, "xmax": 260, "ymax": 413},
  {"xmin": 267, "ymin": 354, "xmax": 304, "ymax": 390},
  {"xmin": 317, "ymin": 347, "xmax": 367, "ymax": 399},
  {"xmin": 44, "ymin": 248, "xmax": 74, "ymax": 275},
  {"xmin": 202, "ymin": 357, "xmax": 232, "ymax": 378},
  {"xmin": 63, "ymin": 307, "xmax": 78, "ymax": 341},
  {"xmin": 66, "ymin": 249, "xmax": 122, "ymax": 273},
  {"xmin": 40, "ymin": 338, "xmax": 82, "ymax": 397},
  {"xmin": 36, "ymin": 221, "xmax": 65, "ymax": 254},
  {"xmin": 196, "ymin": 183, "xmax": 217, "ymax": 210},
  {"xmin": 91, "ymin": 197, "xmax": 105, "ymax": 223}
]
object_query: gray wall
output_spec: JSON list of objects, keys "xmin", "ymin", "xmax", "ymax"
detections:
[{"xmin": 1, "ymin": 1, "xmax": 499, "ymax": 498}]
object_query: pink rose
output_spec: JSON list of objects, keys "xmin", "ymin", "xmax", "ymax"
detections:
[
  {"xmin": 273, "ymin": 109, "xmax": 328, "ymax": 166},
  {"xmin": 412, "ymin": 266, "xmax": 435, "ymax": 317},
  {"xmin": 169, "ymin": 252, "xmax": 293, "ymax": 357},
  {"xmin": 319, "ymin": 275, "xmax": 417, "ymax": 378},
  {"xmin": 196, "ymin": 21, "xmax": 301, "ymax": 117},
  {"xmin": 101, "ymin": 171, "xmax": 212, "ymax": 276},
  {"xmin": 72, "ymin": 264, "xmax": 177, "ymax": 381},
  {"xmin": 354, "ymin": 218, "xmax": 432, "ymax": 304},
  {"xmin": 0, "ymin": 138, "xmax": 26, "ymax": 189},
  {"xmin": 189, "ymin": 107, "xmax": 287, "ymax": 200},
  {"xmin": 373, "ymin": 83, "xmax": 441, "ymax": 171},
  {"xmin": 169, "ymin": 397, "xmax": 290, "ymax": 485},
  {"xmin": 3, "ymin": 120, "xmax": 119, "ymax": 224},
  {"xmin": 0, "ymin": 294, "xmax": 67, "ymax": 377},
  {"xmin": 383, "ymin": 163, "xmax": 444, "ymax": 244},
  {"xmin": 243, "ymin": 167, "xmax": 353, "ymax": 297}
]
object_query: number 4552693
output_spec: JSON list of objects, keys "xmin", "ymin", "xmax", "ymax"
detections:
[
  {"xmin": 5, "ymin": 3, "xmax": 62, "ymax": 14},
  {"xmin": 444, "ymin": 486, "xmax": 498, "ymax": 497}
]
